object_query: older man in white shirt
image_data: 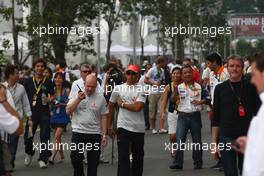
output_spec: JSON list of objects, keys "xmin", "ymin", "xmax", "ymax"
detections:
[{"xmin": 234, "ymin": 52, "xmax": 264, "ymax": 176}]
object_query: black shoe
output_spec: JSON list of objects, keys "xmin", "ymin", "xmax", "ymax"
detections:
[
  {"xmin": 194, "ymin": 164, "xmax": 203, "ymax": 170},
  {"xmin": 219, "ymin": 166, "xmax": 224, "ymax": 172},
  {"xmin": 169, "ymin": 164, "xmax": 183, "ymax": 170},
  {"xmin": 210, "ymin": 162, "xmax": 222, "ymax": 170}
]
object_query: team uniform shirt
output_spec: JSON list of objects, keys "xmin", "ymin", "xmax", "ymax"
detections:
[
  {"xmin": 109, "ymin": 83, "xmax": 146, "ymax": 133},
  {"xmin": 243, "ymin": 93, "xmax": 264, "ymax": 176},
  {"xmin": 177, "ymin": 82, "xmax": 202, "ymax": 113},
  {"xmin": 145, "ymin": 66, "xmax": 165, "ymax": 95},
  {"xmin": 69, "ymin": 92, "xmax": 108, "ymax": 134},
  {"xmin": 3, "ymin": 82, "xmax": 32, "ymax": 118},
  {"xmin": 69, "ymin": 78, "xmax": 103, "ymax": 99},
  {"xmin": 209, "ymin": 66, "xmax": 229, "ymax": 104}
]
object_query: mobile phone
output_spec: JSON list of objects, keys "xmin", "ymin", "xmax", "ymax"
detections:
[{"xmin": 76, "ymin": 84, "xmax": 82, "ymax": 93}]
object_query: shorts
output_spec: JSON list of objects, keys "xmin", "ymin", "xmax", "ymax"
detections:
[{"xmin": 167, "ymin": 111, "xmax": 178, "ymax": 134}]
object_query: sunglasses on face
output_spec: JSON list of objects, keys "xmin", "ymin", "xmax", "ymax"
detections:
[
  {"xmin": 126, "ymin": 71, "xmax": 137, "ymax": 75},
  {"xmin": 82, "ymin": 70, "xmax": 92, "ymax": 74}
]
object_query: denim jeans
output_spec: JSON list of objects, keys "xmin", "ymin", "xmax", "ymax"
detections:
[
  {"xmin": 219, "ymin": 135, "xmax": 244, "ymax": 176},
  {"xmin": 9, "ymin": 134, "xmax": 19, "ymax": 163},
  {"xmin": 172, "ymin": 112, "xmax": 203, "ymax": 167},
  {"xmin": 24, "ymin": 114, "xmax": 51, "ymax": 163},
  {"xmin": 117, "ymin": 128, "xmax": 145, "ymax": 176},
  {"xmin": 70, "ymin": 132, "xmax": 101, "ymax": 176}
]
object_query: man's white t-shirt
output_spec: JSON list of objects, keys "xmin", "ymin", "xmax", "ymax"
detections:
[
  {"xmin": 177, "ymin": 82, "xmax": 202, "ymax": 113},
  {"xmin": 109, "ymin": 83, "xmax": 146, "ymax": 133},
  {"xmin": 69, "ymin": 92, "xmax": 108, "ymax": 134}
]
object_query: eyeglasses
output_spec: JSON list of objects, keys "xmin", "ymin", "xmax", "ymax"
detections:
[
  {"xmin": 126, "ymin": 71, "xmax": 137, "ymax": 75},
  {"xmin": 81, "ymin": 70, "xmax": 92, "ymax": 74}
]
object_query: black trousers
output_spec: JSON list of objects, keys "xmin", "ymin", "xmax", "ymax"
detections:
[
  {"xmin": 117, "ymin": 128, "xmax": 145, "ymax": 176},
  {"xmin": 0, "ymin": 141, "xmax": 5, "ymax": 176},
  {"xmin": 70, "ymin": 132, "xmax": 101, "ymax": 176},
  {"xmin": 219, "ymin": 135, "xmax": 244, "ymax": 176}
]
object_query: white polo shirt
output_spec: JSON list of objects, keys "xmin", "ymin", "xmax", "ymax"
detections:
[
  {"xmin": 109, "ymin": 83, "xmax": 146, "ymax": 133},
  {"xmin": 177, "ymin": 82, "xmax": 202, "ymax": 113},
  {"xmin": 69, "ymin": 91, "xmax": 108, "ymax": 134},
  {"xmin": 209, "ymin": 66, "xmax": 229, "ymax": 104}
]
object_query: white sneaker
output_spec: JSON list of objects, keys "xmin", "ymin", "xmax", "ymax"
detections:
[
  {"xmin": 38, "ymin": 160, "xmax": 47, "ymax": 168},
  {"xmin": 129, "ymin": 154, "xmax": 133, "ymax": 163},
  {"xmin": 159, "ymin": 129, "xmax": 168, "ymax": 134},
  {"xmin": 24, "ymin": 154, "xmax": 32, "ymax": 166},
  {"xmin": 152, "ymin": 129, "xmax": 158, "ymax": 134}
]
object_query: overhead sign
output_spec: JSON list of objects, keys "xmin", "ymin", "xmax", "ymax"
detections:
[{"xmin": 227, "ymin": 14, "xmax": 264, "ymax": 36}]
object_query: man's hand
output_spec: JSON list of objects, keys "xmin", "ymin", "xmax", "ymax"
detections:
[
  {"xmin": 116, "ymin": 96, "xmax": 124, "ymax": 108},
  {"xmin": 191, "ymin": 100, "xmax": 201, "ymax": 106},
  {"xmin": 232, "ymin": 136, "xmax": 247, "ymax": 154},
  {"xmin": 101, "ymin": 136, "xmax": 108, "ymax": 148},
  {"xmin": 28, "ymin": 118, "xmax": 33, "ymax": 127},
  {"xmin": 211, "ymin": 143, "xmax": 221, "ymax": 160},
  {"xmin": 77, "ymin": 91, "xmax": 86, "ymax": 100}
]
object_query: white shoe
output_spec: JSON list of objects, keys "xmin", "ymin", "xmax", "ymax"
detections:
[
  {"xmin": 39, "ymin": 160, "xmax": 47, "ymax": 168},
  {"xmin": 129, "ymin": 154, "xmax": 133, "ymax": 163},
  {"xmin": 152, "ymin": 129, "xmax": 158, "ymax": 134},
  {"xmin": 24, "ymin": 154, "xmax": 32, "ymax": 166},
  {"xmin": 158, "ymin": 129, "xmax": 168, "ymax": 134}
]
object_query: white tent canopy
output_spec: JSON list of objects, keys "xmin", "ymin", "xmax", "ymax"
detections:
[
  {"xmin": 102, "ymin": 44, "xmax": 133, "ymax": 54},
  {"xmin": 136, "ymin": 44, "xmax": 162, "ymax": 55}
]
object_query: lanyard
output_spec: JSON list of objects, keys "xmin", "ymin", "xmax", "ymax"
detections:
[
  {"xmin": 228, "ymin": 80, "xmax": 243, "ymax": 104},
  {"xmin": 33, "ymin": 76, "xmax": 46, "ymax": 96}
]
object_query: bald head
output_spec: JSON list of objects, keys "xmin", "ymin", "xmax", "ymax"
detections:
[{"xmin": 85, "ymin": 74, "xmax": 97, "ymax": 95}]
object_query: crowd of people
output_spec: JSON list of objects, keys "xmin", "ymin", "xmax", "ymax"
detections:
[{"xmin": 0, "ymin": 51, "xmax": 264, "ymax": 176}]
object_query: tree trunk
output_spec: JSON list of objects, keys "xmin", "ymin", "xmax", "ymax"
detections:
[
  {"xmin": 177, "ymin": 34, "xmax": 184, "ymax": 60},
  {"xmin": 106, "ymin": 26, "xmax": 113, "ymax": 63},
  {"xmin": 12, "ymin": 0, "xmax": 19, "ymax": 65},
  {"xmin": 51, "ymin": 34, "xmax": 67, "ymax": 64}
]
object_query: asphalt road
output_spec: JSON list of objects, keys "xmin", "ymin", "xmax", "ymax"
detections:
[{"xmin": 13, "ymin": 111, "xmax": 223, "ymax": 176}]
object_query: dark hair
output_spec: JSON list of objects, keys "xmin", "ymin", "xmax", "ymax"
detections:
[
  {"xmin": 181, "ymin": 65, "xmax": 193, "ymax": 72},
  {"xmin": 252, "ymin": 51, "xmax": 264, "ymax": 72},
  {"xmin": 23, "ymin": 65, "xmax": 30, "ymax": 70},
  {"xmin": 53, "ymin": 72, "xmax": 66, "ymax": 87},
  {"xmin": 155, "ymin": 56, "xmax": 166, "ymax": 65},
  {"xmin": 171, "ymin": 67, "xmax": 181, "ymax": 74},
  {"xmin": 5, "ymin": 64, "xmax": 19, "ymax": 80},
  {"xmin": 44, "ymin": 67, "xmax": 53, "ymax": 78},
  {"xmin": 227, "ymin": 55, "xmax": 244, "ymax": 68},
  {"xmin": 59, "ymin": 62, "xmax": 67, "ymax": 68},
  {"xmin": 33, "ymin": 58, "xmax": 47, "ymax": 68},
  {"xmin": 205, "ymin": 52, "xmax": 222, "ymax": 66}
]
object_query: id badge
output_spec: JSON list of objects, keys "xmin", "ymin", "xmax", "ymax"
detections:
[
  {"xmin": 32, "ymin": 95, "xmax": 37, "ymax": 107},
  {"xmin": 238, "ymin": 105, "xmax": 246, "ymax": 117}
]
